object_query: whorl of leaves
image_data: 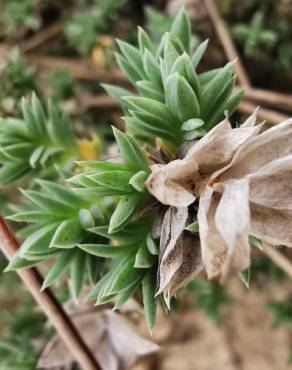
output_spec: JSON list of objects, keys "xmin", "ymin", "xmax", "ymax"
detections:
[
  {"xmin": 104, "ymin": 8, "xmax": 243, "ymax": 148},
  {"xmin": 4, "ymin": 9, "xmax": 244, "ymax": 330},
  {"xmin": 0, "ymin": 94, "xmax": 76, "ymax": 186}
]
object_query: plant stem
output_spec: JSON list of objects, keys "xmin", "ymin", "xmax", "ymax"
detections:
[
  {"xmin": 204, "ymin": 0, "xmax": 251, "ymax": 88},
  {"xmin": 0, "ymin": 216, "xmax": 101, "ymax": 370}
]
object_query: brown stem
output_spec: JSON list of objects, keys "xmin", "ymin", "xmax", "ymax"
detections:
[
  {"xmin": 21, "ymin": 23, "xmax": 62, "ymax": 53},
  {"xmin": 203, "ymin": 0, "xmax": 251, "ymax": 88},
  {"xmin": 238, "ymin": 100, "xmax": 289, "ymax": 125},
  {"xmin": 263, "ymin": 243, "xmax": 292, "ymax": 280},
  {"xmin": 244, "ymin": 88, "xmax": 292, "ymax": 113},
  {"xmin": 26, "ymin": 53, "xmax": 129, "ymax": 85},
  {"xmin": 0, "ymin": 217, "xmax": 101, "ymax": 370}
]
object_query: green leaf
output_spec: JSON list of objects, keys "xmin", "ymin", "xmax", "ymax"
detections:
[
  {"xmin": 20, "ymin": 223, "xmax": 58, "ymax": 259},
  {"xmin": 117, "ymin": 40, "xmax": 145, "ymax": 80},
  {"xmin": 138, "ymin": 26, "xmax": 154, "ymax": 53},
  {"xmin": 115, "ymin": 53, "xmax": 141, "ymax": 85},
  {"xmin": 182, "ymin": 118, "xmax": 204, "ymax": 131},
  {"xmin": 88, "ymin": 170, "xmax": 134, "ymax": 193},
  {"xmin": 109, "ymin": 194, "xmax": 145, "ymax": 233},
  {"xmin": 143, "ymin": 49, "xmax": 162, "ymax": 87},
  {"xmin": 101, "ymin": 84, "xmax": 133, "ymax": 112},
  {"xmin": 7, "ymin": 211, "xmax": 60, "ymax": 224},
  {"xmin": 202, "ymin": 60, "xmax": 235, "ymax": 117},
  {"xmin": 136, "ymin": 81, "xmax": 164, "ymax": 102},
  {"xmin": 129, "ymin": 170, "xmax": 148, "ymax": 192},
  {"xmin": 70, "ymin": 249, "xmax": 86, "ymax": 298},
  {"xmin": 0, "ymin": 162, "xmax": 30, "ymax": 186},
  {"xmin": 142, "ymin": 268, "xmax": 157, "ymax": 330},
  {"xmin": 163, "ymin": 35, "xmax": 180, "ymax": 73},
  {"xmin": 249, "ymin": 235, "xmax": 263, "ymax": 250},
  {"xmin": 112, "ymin": 127, "xmax": 148, "ymax": 169},
  {"xmin": 185, "ymin": 220, "xmax": 199, "ymax": 233},
  {"xmin": 134, "ymin": 242, "xmax": 155, "ymax": 268},
  {"xmin": 4, "ymin": 253, "xmax": 41, "ymax": 271},
  {"xmin": 79, "ymin": 209, "xmax": 95, "ymax": 229},
  {"xmin": 170, "ymin": 8, "xmax": 191, "ymax": 52},
  {"xmin": 50, "ymin": 218, "xmax": 84, "ymax": 248},
  {"xmin": 124, "ymin": 96, "xmax": 176, "ymax": 126},
  {"xmin": 108, "ymin": 255, "xmax": 144, "ymax": 295},
  {"xmin": 86, "ymin": 254, "xmax": 101, "ymax": 285},
  {"xmin": 42, "ymin": 250, "xmax": 73, "ymax": 289},
  {"xmin": 22, "ymin": 190, "xmax": 73, "ymax": 216},
  {"xmin": 238, "ymin": 269, "xmax": 250, "ymax": 289},
  {"xmin": 77, "ymin": 243, "xmax": 136, "ymax": 258},
  {"xmin": 146, "ymin": 233, "xmax": 159, "ymax": 255},
  {"xmin": 114, "ymin": 279, "xmax": 141, "ymax": 310},
  {"xmin": 165, "ymin": 73, "xmax": 200, "ymax": 122},
  {"xmin": 191, "ymin": 39, "xmax": 209, "ymax": 68},
  {"xmin": 37, "ymin": 180, "xmax": 85, "ymax": 208},
  {"xmin": 29, "ymin": 146, "xmax": 45, "ymax": 168}
]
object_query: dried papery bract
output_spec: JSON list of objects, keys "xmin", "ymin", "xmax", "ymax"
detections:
[{"xmin": 146, "ymin": 111, "xmax": 292, "ymax": 293}]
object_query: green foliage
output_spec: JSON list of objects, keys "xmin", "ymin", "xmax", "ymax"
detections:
[
  {"xmin": 187, "ymin": 279, "xmax": 231, "ymax": 324},
  {"xmin": 232, "ymin": 11, "xmax": 277, "ymax": 57},
  {"xmin": 0, "ymin": 256, "xmax": 51, "ymax": 370},
  {"xmin": 0, "ymin": 94, "xmax": 76, "ymax": 186},
  {"xmin": 105, "ymin": 8, "xmax": 242, "ymax": 149},
  {"xmin": 71, "ymin": 127, "xmax": 150, "ymax": 233},
  {"xmin": 0, "ymin": 0, "xmax": 40, "ymax": 37},
  {"xmin": 0, "ymin": 49, "xmax": 38, "ymax": 113},
  {"xmin": 6, "ymin": 180, "xmax": 106, "ymax": 296},
  {"xmin": 145, "ymin": 6, "xmax": 174, "ymax": 44},
  {"xmin": 267, "ymin": 300, "xmax": 292, "ymax": 328},
  {"xmin": 48, "ymin": 68, "xmax": 75, "ymax": 101},
  {"xmin": 64, "ymin": 0, "xmax": 127, "ymax": 55}
]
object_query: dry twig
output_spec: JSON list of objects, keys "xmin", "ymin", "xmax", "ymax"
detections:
[
  {"xmin": 0, "ymin": 217, "xmax": 101, "ymax": 370},
  {"xmin": 203, "ymin": 0, "xmax": 251, "ymax": 88},
  {"xmin": 238, "ymin": 100, "xmax": 289, "ymax": 125},
  {"xmin": 21, "ymin": 23, "xmax": 62, "ymax": 53}
]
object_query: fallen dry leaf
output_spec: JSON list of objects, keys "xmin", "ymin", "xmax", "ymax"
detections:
[{"xmin": 38, "ymin": 308, "xmax": 158, "ymax": 370}]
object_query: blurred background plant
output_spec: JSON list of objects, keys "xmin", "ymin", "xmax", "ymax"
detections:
[{"xmin": 1, "ymin": 1, "xmax": 292, "ymax": 369}]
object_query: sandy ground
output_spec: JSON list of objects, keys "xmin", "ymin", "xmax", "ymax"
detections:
[{"xmin": 134, "ymin": 278, "xmax": 292, "ymax": 370}]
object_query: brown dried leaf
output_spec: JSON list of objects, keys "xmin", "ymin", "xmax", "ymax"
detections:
[
  {"xmin": 146, "ymin": 161, "xmax": 199, "ymax": 206},
  {"xmin": 38, "ymin": 309, "xmax": 158, "ymax": 370},
  {"xmin": 250, "ymin": 203, "xmax": 292, "ymax": 247},
  {"xmin": 186, "ymin": 117, "xmax": 262, "ymax": 175},
  {"xmin": 212, "ymin": 118, "xmax": 292, "ymax": 183},
  {"xmin": 247, "ymin": 155, "xmax": 292, "ymax": 210},
  {"xmin": 157, "ymin": 207, "xmax": 189, "ymax": 295},
  {"xmin": 214, "ymin": 179, "xmax": 250, "ymax": 281},
  {"xmin": 198, "ymin": 186, "xmax": 228, "ymax": 279},
  {"xmin": 163, "ymin": 233, "xmax": 202, "ymax": 307},
  {"xmin": 198, "ymin": 181, "xmax": 250, "ymax": 281},
  {"xmin": 146, "ymin": 114, "xmax": 261, "ymax": 207}
]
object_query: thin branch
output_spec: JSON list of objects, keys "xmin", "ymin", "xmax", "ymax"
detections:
[
  {"xmin": 21, "ymin": 23, "xmax": 62, "ymax": 53},
  {"xmin": 26, "ymin": 53, "xmax": 128, "ymax": 85},
  {"xmin": 203, "ymin": 0, "xmax": 251, "ymax": 88},
  {"xmin": 263, "ymin": 243, "xmax": 292, "ymax": 280},
  {"xmin": 238, "ymin": 100, "xmax": 289, "ymax": 125},
  {"xmin": 245, "ymin": 87, "xmax": 292, "ymax": 113},
  {"xmin": 0, "ymin": 217, "xmax": 101, "ymax": 370}
]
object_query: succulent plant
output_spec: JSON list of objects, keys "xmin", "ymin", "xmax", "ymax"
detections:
[{"xmin": 11, "ymin": 9, "xmax": 292, "ymax": 332}]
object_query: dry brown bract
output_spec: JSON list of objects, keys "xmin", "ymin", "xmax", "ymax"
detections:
[
  {"xmin": 146, "ymin": 111, "xmax": 292, "ymax": 298},
  {"xmin": 38, "ymin": 306, "xmax": 158, "ymax": 370}
]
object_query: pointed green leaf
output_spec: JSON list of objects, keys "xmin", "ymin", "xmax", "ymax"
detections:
[
  {"xmin": 50, "ymin": 218, "xmax": 84, "ymax": 248},
  {"xmin": 42, "ymin": 250, "xmax": 73, "ymax": 289},
  {"xmin": 142, "ymin": 268, "xmax": 157, "ymax": 330},
  {"xmin": 112, "ymin": 127, "xmax": 148, "ymax": 169},
  {"xmin": 109, "ymin": 194, "xmax": 145, "ymax": 233}
]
